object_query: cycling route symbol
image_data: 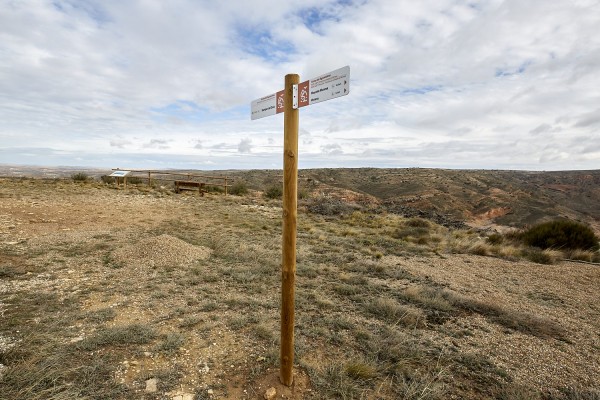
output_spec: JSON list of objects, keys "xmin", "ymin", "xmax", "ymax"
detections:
[
  {"xmin": 276, "ymin": 90, "xmax": 285, "ymax": 114},
  {"xmin": 300, "ymin": 88, "xmax": 307, "ymax": 103}
]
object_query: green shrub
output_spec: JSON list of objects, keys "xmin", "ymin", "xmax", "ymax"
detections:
[
  {"xmin": 229, "ymin": 181, "xmax": 248, "ymax": 196},
  {"xmin": 71, "ymin": 172, "xmax": 88, "ymax": 182},
  {"xmin": 264, "ymin": 185, "xmax": 283, "ymax": 199},
  {"xmin": 521, "ymin": 220, "xmax": 599, "ymax": 251},
  {"xmin": 306, "ymin": 196, "xmax": 357, "ymax": 216},
  {"xmin": 127, "ymin": 176, "xmax": 143, "ymax": 185}
]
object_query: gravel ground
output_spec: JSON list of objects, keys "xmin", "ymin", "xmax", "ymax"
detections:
[
  {"xmin": 391, "ymin": 254, "xmax": 600, "ymax": 392},
  {"xmin": 1, "ymin": 178, "xmax": 599, "ymax": 399}
]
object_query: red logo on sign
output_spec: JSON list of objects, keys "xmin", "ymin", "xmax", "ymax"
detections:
[
  {"xmin": 298, "ymin": 81, "xmax": 309, "ymax": 108},
  {"xmin": 276, "ymin": 90, "xmax": 285, "ymax": 114}
]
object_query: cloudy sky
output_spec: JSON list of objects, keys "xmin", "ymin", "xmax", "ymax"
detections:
[{"xmin": 1, "ymin": 0, "xmax": 599, "ymax": 171}]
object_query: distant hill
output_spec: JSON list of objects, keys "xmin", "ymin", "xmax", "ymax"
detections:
[
  {"xmin": 307, "ymin": 168, "xmax": 600, "ymax": 231},
  {"xmin": 1, "ymin": 165, "xmax": 598, "ymax": 233}
]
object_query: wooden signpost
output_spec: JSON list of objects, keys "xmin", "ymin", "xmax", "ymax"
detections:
[{"xmin": 250, "ymin": 66, "xmax": 350, "ymax": 386}]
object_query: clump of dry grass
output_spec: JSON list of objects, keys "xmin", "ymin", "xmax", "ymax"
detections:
[
  {"xmin": 395, "ymin": 285, "xmax": 568, "ymax": 341},
  {"xmin": 449, "ymin": 294, "xmax": 568, "ymax": 341},
  {"xmin": 345, "ymin": 361, "xmax": 378, "ymax": 381},
  {"xmin": 365, "ymin": 297, "xmax": 426, "ymax": 327},
  {"xmin": 521, "ymin": 247, "xmax": 561, "ymax": 265},
  {"xmin": 564, "ymin": 249, "xmax": 600, "ymax": 263}
]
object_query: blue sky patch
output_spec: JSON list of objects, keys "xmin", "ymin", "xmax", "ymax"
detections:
[
  {"xmin": 53, "ymin": 0, "xmax": 112, "ymax": 26},
  {"xmin": 235, "ymin": 25, "xmax": 295, "ymax": 62},
  {"xmin": 298, "ymin": 0, "xmax": 357, "ymax": 33},
  {"xmin": 401, "ymin": 85, "xmax": 443, "ymax": 95},
  {"xmin": 495, "ymin": 61, "xmax": 531, "ymax": 78},
  {"xmin": 150, "ymin": 101, "xmax": 209, "ymax": 124},
  {"xmin": 299, "ymin": 7, "xmax": 339, "ymax": 33}
]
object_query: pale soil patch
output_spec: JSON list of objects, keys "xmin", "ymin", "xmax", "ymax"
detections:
[{"xmin": 389, "ymin": 254, "xmax": 600, "ymax": 391}]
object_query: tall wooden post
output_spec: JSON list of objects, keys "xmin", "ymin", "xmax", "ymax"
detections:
[
  {"xmin": 224, "ymin": 177, "xmax": 228, "ymax": 196},
  {"xmin": 280, "ymin": 73, "xmax": 299, "ymax": 386}
]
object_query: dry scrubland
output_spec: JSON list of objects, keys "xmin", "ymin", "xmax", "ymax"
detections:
[{"xmin": 0, "ymin": 177, "xmax": 599, "ymax": 400}]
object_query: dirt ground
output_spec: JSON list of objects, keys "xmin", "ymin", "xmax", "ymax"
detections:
[{"xmin": 1, "ymin": 178, "xmax": 599, "ymax": 399}]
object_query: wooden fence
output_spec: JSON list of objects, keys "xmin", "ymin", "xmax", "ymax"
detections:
[{"xmin": 111, "ymin": 169, "xmax": 231, "ymax": 195}]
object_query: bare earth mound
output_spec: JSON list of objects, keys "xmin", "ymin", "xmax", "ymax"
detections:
[{"xmin": 113, "ymin": 234, "xmax": 211, "ymax": 268}]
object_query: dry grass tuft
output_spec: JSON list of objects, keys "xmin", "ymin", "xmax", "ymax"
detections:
[
  {"xmin": 365, "ymin": 298, "xmax": 426, "ymax": 328},
  {"xmin": 345, "ymin": 361, "xmax": 378, "ymax": 381}
]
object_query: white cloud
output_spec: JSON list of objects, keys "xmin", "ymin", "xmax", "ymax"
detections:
[
  {"xmin": 238, "ymin": 138, "xmax": 253, "ymax": 153},
  {"xmin": 0, "ymin": 0, "xmax": 599, "ymax": 170}
]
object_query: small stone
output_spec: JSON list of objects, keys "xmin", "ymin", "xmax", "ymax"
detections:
[
  {"xmin": 145, "ymin": 378, "xmax": 158, "ymax": 393},
  {"xmin": 264, "ymin": 387, "xmax": 277, "ymax": 400},
  {"xmin": 207, "ymin": 389, "xmax": 214, "ymax": 395},
  {"xmin": 200, "ymin": 363, "xmax": 210, "ymax": 374},
  {"xmin": 144, "ymin": 351, "xmax": 152, "ymax": 357}
]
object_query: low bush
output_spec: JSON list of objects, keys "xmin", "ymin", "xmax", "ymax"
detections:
[
  {"xmin": 520, "ymin": 220, "xmax": 599, "ymax": 251},
  {"xmin": 306, "ymin": 196, "xmax": 357, "ymax": 216},
  {"xmin": 229, "ymin": 181, "xmax": 248, "ymax": 196},
  {"xmin": 71, "ymin": 172, "xmax": 88, "ymax": 182},
  {"xmin": 264, "ymin": 185, "xmax": 282, "ymax": 199}
]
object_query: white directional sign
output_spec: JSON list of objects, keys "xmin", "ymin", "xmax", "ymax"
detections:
[
  {"xmin": 297, "ymin": 65, "xmax": 350, "ymax": 108},
  {"xmin": 250, "ymin": 66, "xmax": 350, "ymax": 120}
]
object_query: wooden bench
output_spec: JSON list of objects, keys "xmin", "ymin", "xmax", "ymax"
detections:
[{"xmin": 174, "ymin": 180, "xmax": 206, "ymax": 195}]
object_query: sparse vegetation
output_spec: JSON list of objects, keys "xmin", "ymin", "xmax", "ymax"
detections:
[
  {"xmin": 520, "ymin": 220, "xmax": 599, "ymax": 251},
  {"xmin": 100, "ymin": 175, "xmax": 115, "ymax": 184},
  {"xmin": 229, "ymin": 180, "xmax": 248, "ymax": 196},
  {"xmin": 77, "ymin": 324, "xmax": 157, "ymax": 350},
  {"xmin": 205, "ymin": 184, "xmax": 224, "ymax": 193},
  {"xmin": 306, "ymin": 195, "xmax": 357, "ymax": 215},
  {"xmin": 1, "ymin": 174, "xmax": 598, "ymax": 399},
  {"xmin": 264, "ymin": 184, "xmax": 282, "ymax": 199},
  {"xmin": 71, "ymin": 172, "xmax": 89, "ymax": 181}
]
